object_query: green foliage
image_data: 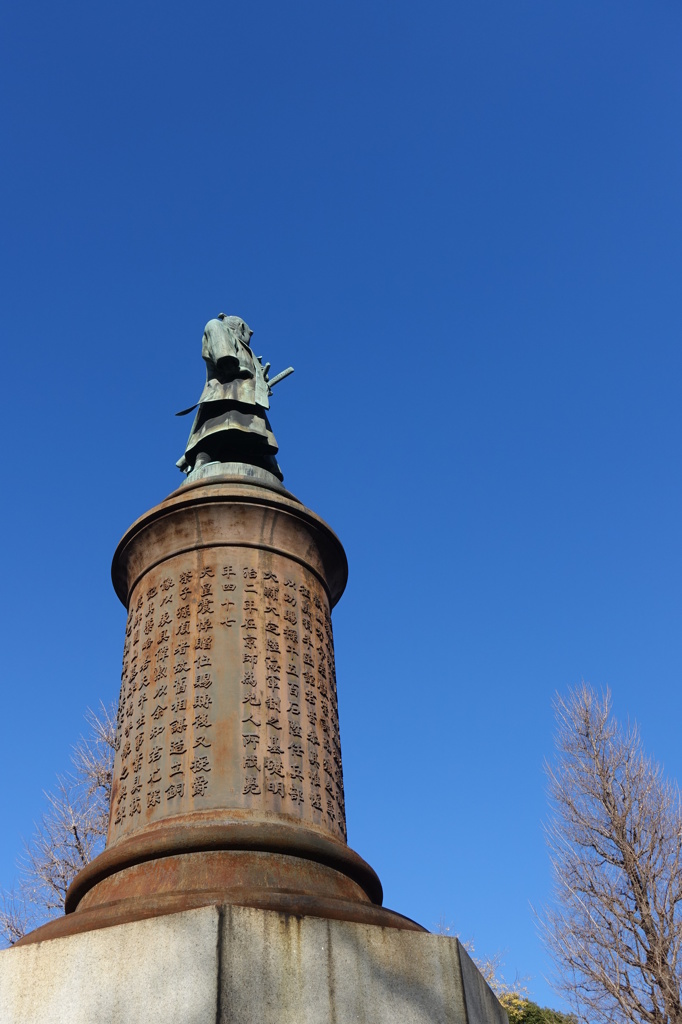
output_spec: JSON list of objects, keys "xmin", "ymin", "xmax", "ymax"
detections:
[{"xmin": 500, "ymin": 993, "xmax": 576, "ymax": 1024}]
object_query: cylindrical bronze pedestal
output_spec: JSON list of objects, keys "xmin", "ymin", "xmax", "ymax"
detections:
[{"xmin": 20, "ymin": 477, "xmax": 421, "ymax": 944}]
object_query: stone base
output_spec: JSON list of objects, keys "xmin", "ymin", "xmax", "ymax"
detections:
[{"xmin": 0, "ymin": 904, "xmax": 506, "ymax": 1023}]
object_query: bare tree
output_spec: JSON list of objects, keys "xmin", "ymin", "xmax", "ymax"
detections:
[
  {"xmin": 0, "ymin": 703, "xmax": 116, "ymax": 946},
  {"xmin": 541, "ymin": 684, "xmax": 682, "ymax": 1024}
]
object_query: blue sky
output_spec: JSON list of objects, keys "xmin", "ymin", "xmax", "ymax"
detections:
[{"xmin": 2, "ymin": 0, "xmax": 682, "ymax": 1009}]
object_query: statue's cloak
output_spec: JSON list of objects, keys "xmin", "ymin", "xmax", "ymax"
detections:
[
  {"xmin": 177, "ymin": 318, "xmax": 280, "ymax": 476},
  {"xmin": 197, "ymin": 318, "xmax": 271, "ymax": 409}
]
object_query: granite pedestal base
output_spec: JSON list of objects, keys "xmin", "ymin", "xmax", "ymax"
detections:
[{"xmin": 0, "ymin": 904, "xmax": 507, "ymax": 1024}]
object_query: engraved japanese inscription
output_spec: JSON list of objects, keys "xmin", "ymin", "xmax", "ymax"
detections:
[{"xmin": 111, "ymin": 548, "xmax": 346, "ymax": 843}]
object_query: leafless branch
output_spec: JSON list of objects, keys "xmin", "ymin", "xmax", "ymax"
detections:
[
  {"xmin": 539, "ymin": 683, "xmax": 682, "ymax": 1024},
  {"xmin": 0, "ymin": 703, "xmax": 116, "ymax": 946}
]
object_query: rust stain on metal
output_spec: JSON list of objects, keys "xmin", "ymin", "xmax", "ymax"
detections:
[{"xmin": 18, "ymin": 478, "xmax": 421, "ymax": 947}]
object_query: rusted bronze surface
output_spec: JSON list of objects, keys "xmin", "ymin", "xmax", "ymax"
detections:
[
  {"xmin": 107, "ymin": 479, "xmax": 348, "ymax": 845},
  {"xmin": 66, "ymin": 819, "xmax": 382, "ymax": 912},
  {"xmin": 26, "ymin": 475, "xmax": 419, "ymax": 944}
]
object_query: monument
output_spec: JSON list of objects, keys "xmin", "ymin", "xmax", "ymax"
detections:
[{"xmin": 0, "ymin": 315, "xmax": 507, "ymax": 1024}]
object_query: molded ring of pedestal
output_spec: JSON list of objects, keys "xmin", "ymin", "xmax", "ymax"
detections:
[
  {"xmin": 65, "ymin": 821, "xmax": 382, "ymax": 914},
  {"xmin": 77, "ymin": 849, "xmax": 371, "ymax": 912},
  {"xmin": 111, "ymin": 478, "xmax": 348, "ymax": 608}
]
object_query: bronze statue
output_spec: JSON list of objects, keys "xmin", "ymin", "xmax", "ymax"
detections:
[{"xmin": 176, "ymin": 314, "xmax": 293, "ymax": 480}]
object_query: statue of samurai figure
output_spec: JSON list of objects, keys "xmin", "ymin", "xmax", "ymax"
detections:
[{"xmin": 176, "ymin": 314, "xmax": 293, "ymax": 481}]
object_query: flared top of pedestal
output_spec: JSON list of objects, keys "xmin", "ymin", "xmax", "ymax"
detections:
[{"xmin": 111, "ymin": 475, "xmax": 348, "ymax": 611}]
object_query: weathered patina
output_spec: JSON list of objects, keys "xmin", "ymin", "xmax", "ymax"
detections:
[{"xmin": 176, "ymin": 314, "xmax": 293, "ymax": 482}]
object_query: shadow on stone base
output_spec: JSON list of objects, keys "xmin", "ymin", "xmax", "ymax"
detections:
[{"xmin": 0, "ymin": 904, "xmax": 507, "ymax": 1024}]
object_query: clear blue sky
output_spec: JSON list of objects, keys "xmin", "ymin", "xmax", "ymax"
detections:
[{"xmin": 2, "ymin": 0, "xmax": 681, "ymax": 1010}]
